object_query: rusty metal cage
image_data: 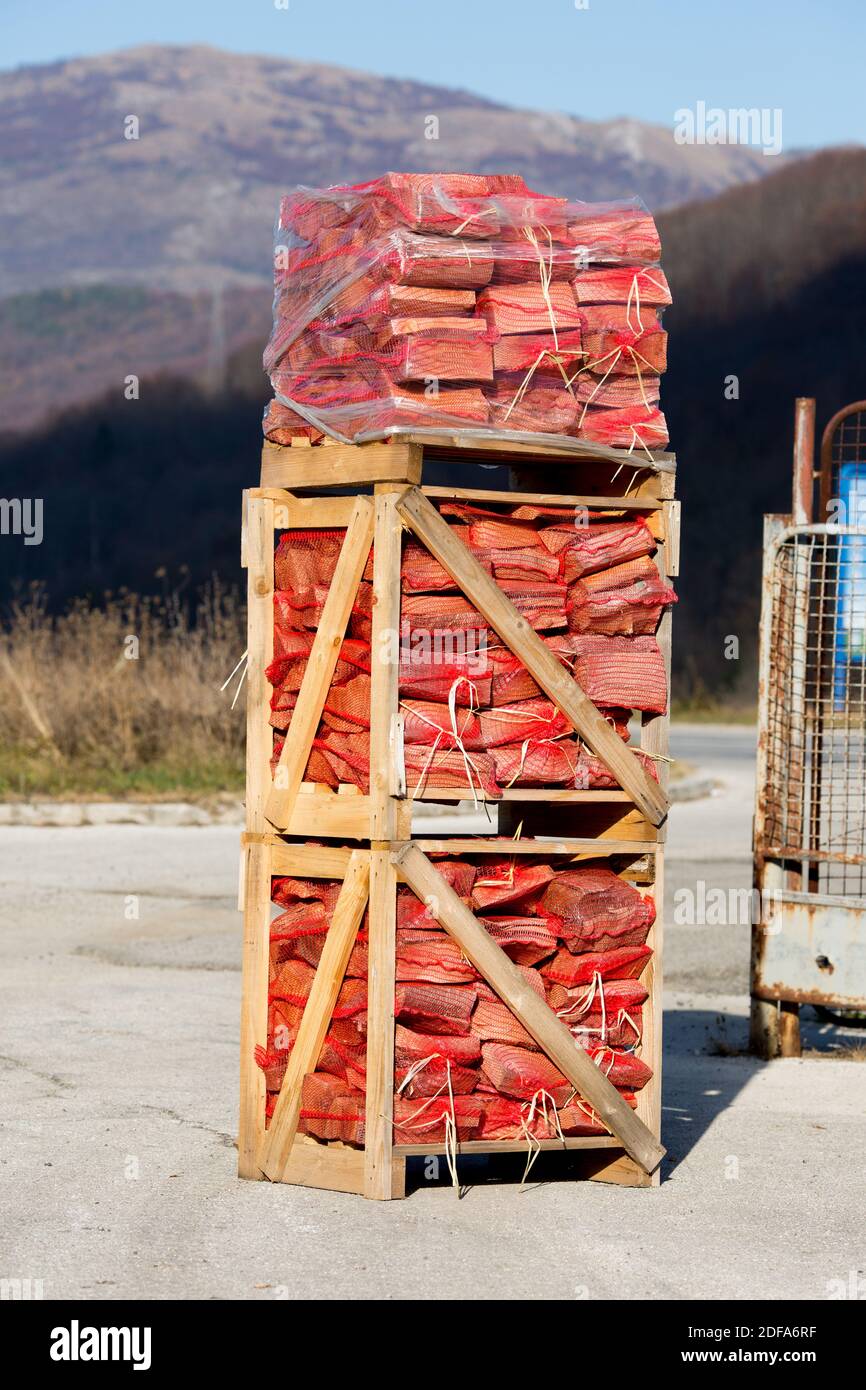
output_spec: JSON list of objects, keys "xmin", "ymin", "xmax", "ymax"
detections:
[{"xmin": 758, "ymin": 524, "xmax": 866, "ymax": 897}]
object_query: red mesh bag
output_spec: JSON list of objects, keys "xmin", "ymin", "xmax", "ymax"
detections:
[
  {"xmin": 392, "ymin": 1094, "xmax": 485, "ymax": 1145},
  {"xmin": 274, "ymin": 529, "xmax": 369, "ymax": 591},
  {"xmin": 477, "ymin": 283, "xmax": 583, "ymax": 336},
  {"xmin": 568, "ymin": 634, "xmax": 668, "ymax": 713},
  {"xmin": 547, "ymin": 976, "xmax": 649, "ymax": 1015},
  {"xmin": 542, "ymin": 943, "xmax": 652, "ymax": 987},
  {"xmin": 478, "ymin": 698, "xmax": 571, "ymax": 748},
  {"xmin": 321, "ymin": 674, "xmax": 371, "ymax": 732},
  {"xmin": 587, "ymin": 1047, "xmax": 652, "ymax": 1091},
  {"xmin": 403, "ymin": 744, "xmax": 501, "ymax": 799},
  {"xmin": 471, "ymin": 997, "xmax": 539, "ymax": 1050},
  {"xmin": 573, "ymin": 370, "xmax": 660, "ymax": 409},
  {"xmin": 492, "ymin": 329, "xmax": 583, "ymax": 376},
  {"xmin": 470, "ymin": 860, "xmax": 554, "ymax": 911},
  {"xmin": 298, "ymin": 1073, "xmax": 366, "ymax": 1145},
  {"xmin": 538, "ymin": 868, "xmax": 655, "ymax": 954},
  {"xmin": 571, "ymin": 266, "xmax": 671, "ymax": 308},
  {"xmin": 394, "ymin": 1025, "xmax": 481, "ymax": 1067},
  {"xmin": 538, "ymin": 518, "xmax": 654, "ymax": 578},
  {"xmin": 478, "ymin": 915, "xmax": 559, "ymax": 965},
  {"xmin": 568, "ymin": 560, "xmax": 676, "ymax": 636},
  {"xmin": 485, "ymin": 379, "xmax": 578, "ymax": 435},
  {"xmin": 395, "ymin": 933, "xmax": 479, "ymax": 984},
  {"xmin": 576, "ymin": 404, "xmax": 669, "ymax": 450},
  {"xmin": 583, "ymin": 326, "xmax": 667, "ymax": 376},
  {"xmin": 394, "ymin": 982, "xmax": 476, "ymax": 1034},
  {"xmin": 395, "ymin": 1058, "xmax": 479, "ymax": 1096},
  {"xmin": 401, "ymin": 699, "xmax": 485, "ymax": 750},
  {"xmin": 480, "ymin": 1043, "xmax": 574, "ymax": 1105},
  {"xmin": 568, "ymin": 207, "xmax": 661, "ymax": 262},
  {"xmin": 492, "ymin": 739, "xmax": 583, "ymax": 788},
  {"xmin": 401, "ymin": 528, "xmax": 478, "ymax": 591}
]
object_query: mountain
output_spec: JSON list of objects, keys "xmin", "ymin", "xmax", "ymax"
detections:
[
  {"xmin": 0, "ymin": 43, "xmax": 802, "ymax": 431},
  {"xmin": 0, "ymin": 43, "xmax": 792, "ymax": 300},
  {"xmin": 2, "ymin": 148, "xmax": 864, "ymax": 700}
]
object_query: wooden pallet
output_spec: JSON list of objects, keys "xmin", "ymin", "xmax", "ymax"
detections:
[{"xmin": 238, "ymin": 433, "xmax": 675, "ymax": 1197}]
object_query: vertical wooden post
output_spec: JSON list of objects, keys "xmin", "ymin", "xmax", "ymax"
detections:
[
  {"xmin": 363, "ymin": 849, "xmax": 400, "ymax": 1199},
  {"xmin": 238, "ymin": 492, "xmax": 275, "ymax": 1177},
  {"xmin": 369, "ymin": 487, "xmax": 404, "ymax": 840}
]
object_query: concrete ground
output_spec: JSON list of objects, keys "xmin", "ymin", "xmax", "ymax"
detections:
[{"xmin": 1, "ymin": 723, "xmax": 864, "ymax": 1301}]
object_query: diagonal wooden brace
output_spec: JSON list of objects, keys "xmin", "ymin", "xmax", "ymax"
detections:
[
  {"xmin": 257, "ymin": 850, "xmax": 370, "ymax": 1182},
  {"xmin": 395, "ymin": 486, "xmax": 668, "ymax": 826},
  {"xmin": 266, "ymin": 496, "xmax": 375, "ymax": 829},
  {"xmin": 394, "ymin": 843, "xmax": 665, "ymax": 1175}
]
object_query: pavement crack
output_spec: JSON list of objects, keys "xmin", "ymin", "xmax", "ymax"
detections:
[
  {"xmin": 0, "ymin": 1053, "xmax": 75, "ymax": 1092},
  {"xmin": 137, "ymin": 1103, "xmax": 236, "ymax": 1147}
]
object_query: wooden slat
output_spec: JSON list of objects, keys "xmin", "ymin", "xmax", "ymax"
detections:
[
  {"xmin": 266, "ymin": 497, "xmax": 375, "ymax": 829},
  {"xmin": 663, "ymin": 499, "xmax": 681, "ymax": 576},
  {"xmin": 394, "ymin": 1136, "xmax": 621, "ymax": 1156},
  {"xmin": 281, "ymin": 1137, "xmax": 366, "ymax": 1196},
  {"xmin": 409, "ymin": 838, "xmax": 658, "ymax": 856},
  {"xmin": 249, "ymin": 490, "xmax": 359, "ymax": 529},
  {"xmin": 413, "ymin": 789, "xmax": 642, "ymax": 805},
  {"xmin": 395, "ymin": 487, "xmax": 669, "ymax": 827},
  {"xmin": 243, "ymin": 494, "xmax": 275, "ymax": 834},
  {"xmin": 394, "ymin": 844, "xmax": 665, "ymax": 1175},
  {"xmin": 237, "ymin": 843, "xmax": 271, "ymax": 1179},
  {"xmin": 363, "ymin": 849, "xmax": 399, "ymax": 1199},
  {"xmin": 258, "ymin": 851, "xmax": 370, "ymax": 1182},
  {"xmin": 369, "ymin": 428, "xmax": 676, "ymax": 474},
  {"xmin": 422, "ymin": 485, "xmax": 662, "ymax": 511},
  {"xmin": 265, "ymin": 841, "xmax": 353, "ymax": 878},
  {"xmin": 369, "ymin": 489, "xmax": 403, "ymax": 839},
  {"xmin": 237, "ymin": 492, "xmax": 275, "ymax": 1180},
  {"xmin": 261, "ymin": 440, "xmax": 423, "ymax": 489}
]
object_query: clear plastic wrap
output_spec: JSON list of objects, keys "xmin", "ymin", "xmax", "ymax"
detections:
[{"xmin": 263, "ymin": 172, "xmax": 671, "ymax": 456}]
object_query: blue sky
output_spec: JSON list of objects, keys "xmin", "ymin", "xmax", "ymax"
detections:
[{"xmin": 3, "ymin": 0, "xmax": 864, "ymax": 149}]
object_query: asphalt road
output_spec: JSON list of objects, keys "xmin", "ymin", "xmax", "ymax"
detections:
[{"xmin": 1, "ymin": 724, "xmax": 864, "ymax": 1301}]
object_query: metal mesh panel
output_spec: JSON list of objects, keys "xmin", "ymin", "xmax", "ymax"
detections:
[
  {"xmin": 822, "ymin": 404, "xmax": 866, "ymax": 517},
  {"xmin": 761, "ymin": 526, "xmax": 866, "ymax": 896}
]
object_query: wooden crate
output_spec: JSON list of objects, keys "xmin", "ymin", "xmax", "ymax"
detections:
[
  {"xmin": 238, "ymin": 433, "xmax": 676, "ymax": 1196},
  {"xmin": 245, "ymin": 435, "xmax": 678, "ymax": 845},
  {"xmin": 239, "ymin": 835, "xmax": 664, "ymax": 1198}
]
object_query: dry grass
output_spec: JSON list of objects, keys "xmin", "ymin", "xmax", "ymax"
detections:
[{"xmin": 0, "ymin": 586, "xmax": 246, "ymax": 800}]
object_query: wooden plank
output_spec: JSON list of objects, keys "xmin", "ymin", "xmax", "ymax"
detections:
[
  {"xmin": 663, "ymin": 499, "xmax": 681, "ymax": 576},
  {"xmin": 237, "ymin": 492, "xmax": 275, "ymax": 1181},
  {"xmin": 261, "ymin": 440, "xmax": 422, "ymax": 489},
  {"xmin": 422, "ymin": 485, "xmax": 662, "ymax": 511},
  {"xmin": 258, "ymin": 851, "xmax": 370, "ymax": 1182},
  {"xmin": 363, "ymin": 849, "xmax": 399, "ymax": 1199},
  {"xmin": 410, "ymin": 786, "xmax": 633, "ymax": 803},
  {"xmin": 394, "ymin": 1136, "xmax": 621, "ymax": 1156},
  {"xmin": 633, "ymin": 846, "xmax": 663, "ymax": 1184},
  {"xmin": 265, "ymin": 841, "xmax": 353, "ymax": 878},
  {"xmin": 369, "ymin": 488, "xmax": 403, "ymax": 839},
  {"xmin": 237, "ymin": 842, "xmax": 271, "ymax": 1179},
  {"xmin": 248, "ymin": 490, "xmax": 359, "ymax": 529},
  {"xmin": 266, "ymin": 497, "xmax": 375, "ymax": 829},
  {"xmin": 395, "ymin": 487, "xmax": 668, "ymax": 827},
  {"xmin": 281, "ymin": 1137, "xmax": 366, "ymax": 1196},
  {"xmin": 394, "ymin": 844, "xmax": 665, "ymax": 1175},
  {"xmin": 409, "ymin": 838, "xmax": 659, "ymax": 857},
  {"xmin": 371, "ymin": 427, "xmax": 676, "ymax": 474},
  {"xmin": 243, "ymin": 495, "xmax": 275, "ymax": 834},
  {"xmin": 586, "ymin": 1153, "xmax": 654, "ymax": 1188}
]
